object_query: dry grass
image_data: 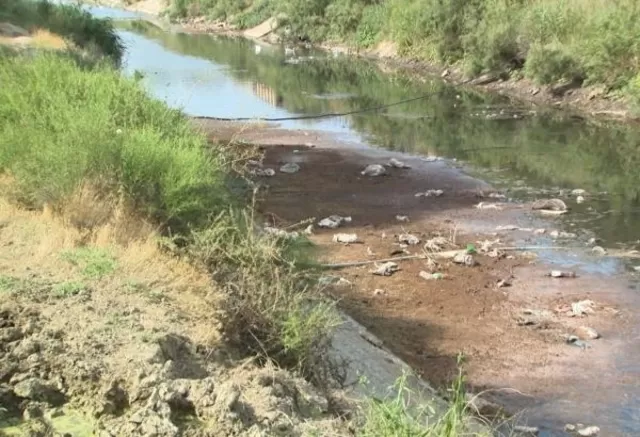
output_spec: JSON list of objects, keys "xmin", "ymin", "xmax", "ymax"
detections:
[{"xmin": 0, "ymin": 28, "xmax": 69, "ymax": 49}]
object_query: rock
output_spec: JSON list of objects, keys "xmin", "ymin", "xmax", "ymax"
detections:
[
  {"xmin": 318, "ymin": 215, "xmax": 351, "ymax": 229},
  {"xmin": 591, "ymin": 246, "xmax": 607, "ymax": 255},
  {"xmin": 421, "ymin": 156, "xmax": 440, "ymax": 162},
  {"xmin": 576, "ymin": 326, "xmax": 600, "ymax": 340},
  {"xmin": 332, "ymin": 233, "xmax": 358, "ymax": 244},
  {"xmin": 453, "ymin": 253, "xmax": 476, "ymax": 266},
  {"xmin": 577, "ymin": 426, "xmax": 600, "ymax": 436},
  {"xmin": 533, "ymin": 228, "xmax": 546, "ymax": 235},
  {"xmin": 97, "ymin": 380, "xmax": 129, "ymax": 417},
  {"xmin": 361, "ymin": 164, "xmax": 386, "ymax": 177},
  {"xmin": 250, "ymin": 168, "xmax": 275, "ymax": 177},
  {"xmin": 129, "ymin": 408, "xmax": 179, "ymax": 436},
  {"xmin": 371, "ymin": 262, "xmax": 399, "ymax": 276},
  {"xmin": 565, "ymin": 335, "xmax": 591, "ymax": 349},
  {"xmin": 419, "ymin": 271, "xmax": 443, "ymax": 281},
  {"xmin": 572, "ymin": 189, "xmax": 587, "ymax": 196},
  {"xmin": 571, "ymin": 300, "xmax": 596, "ymax": 316},
  {"xmin": 475, "ymin": 202, "xmax": 502, "ymax": 210},
  {"xmin": 548, "ymin": 270, "xmax": 576, "ymax": 278},
  {"xmin": 23, "ymin": 402, "xmax": 44, "ymax": 420},
  {"xmin": 279, "ymin": 163, "xmax": 300, "ymax": 174},
  {"xmin": 514, "ymin": 425, "xmax": 539, "ymax": 435},
  {"xmin": 395, "ymin": 215, "xmax": 409, "ymax": 222},
  {"xmin": 564, "ymin": 424, "xmax": 576, "ymax": 431},
  {"xmin": 11, "ymin": 338, "xmax": 41, "ymax": 359},
  {"xmin": 0, "ymin": 327, "xmax": 23, "ymax": 343},
  {"xmin": 549, "ymin": 230, "xmax": 577, "ymax": 239},
  {"xmin": 373, "ymin": 289, "xmax": 385, "ymax": 296},
  {"xmin": 13, "ymin": 378, "xmax": 65, "ymax": 406},
  {"xmin": 496, "ymin": 278, "xmax": 512, "ymax": 288},
  {"xmin": 576, "ymin": 195, "xmax": 585, "ymax": 204},
  {"xmin": 398, "ymin": 234, "xmax": 420, "ymax": 245},
  {"xmin": 531, "ymin": 198, "xmax": 568, "ymax": 211},
  {"xmin": 415, "ymin": 189, "xmax": 443, "ymax": 197},
  {"xmin": 387, "ymin": 158, "xmax": 410, "ymax": 169},
  {"xmin": 531, "ymin": 87, "xmax": 540, "ymax": 95}
]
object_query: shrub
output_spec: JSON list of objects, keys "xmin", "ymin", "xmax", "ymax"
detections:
[{"xmin": 524, "ymin": 42, "xmax": 584, "ymax": 84}]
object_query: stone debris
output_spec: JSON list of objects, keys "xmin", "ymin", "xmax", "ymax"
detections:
[
  {"xmin": 513, "ymin": 425, "xmax": 539, "ymax": 435},
  {"xmin": 475, "ymin": 202, "xmax": 503, "ymax": 210},
  {"xmin": 571, "ymin": 300, "xmax": 596, "ymax": 317},
  {"xmin": 332, "ymin": 233, "xmax": 359, "ymax": 244},
  {"xmin": 577, "ymin": 426, "xmax": 600, "ymax": 436},
  {"xmin": 387, "ymin": 158, "xmax": 411, "ymax": 169},
  {"xmin": 371, "ymin": 262, "xmax": 400, "ymax": 276},
  {"xmin": 250, "ymin": 168, "xmax": 275, "ymax": 177},
  {"xmin": 531, "ymin": 198, "xmax": 568, "ymax": 212},
  {"xmin": 517, "ymin": 309, "xmax": 553, "ymax": 326},
  {"xmin": 361, "ymin": 164, "xmax": 387, "ymax": 176},
  {"xmin": 591, "ymin": 246, "xmax": 607, "ymax": 255},
  {"xmin": 424, "ymin": 236, "xmax": 450, "ymax": 251},
  {"xmin": 453, "ymin": 253, "xmax": 476, "ymax": 266},
  {"xmin": 576, "ymin": 195, "xmax": 585, "ymax": 204},
  {"xmin": 550, "ymin": 230, "xmax": 577, "ymax": 239},
  {"xmin": 398, "ymin": 233, "xmax": 420, "ymax": 245},
  {"xmin": 548, "ymin": 270, "xmax": 577, "ymax": 278},
  {"xmin": 279, "ymin": 163, "xmax": 300, "ymax": 174},
  {"xmin": 415, "ymin": 189, "xmax": 443, "ymax": 197},
  {"xmin": 565, "ymin": 335, "xmax": 591, "ymax": 349},
  {"xmin": 576, "ymin": 326, "xmax": 600, "ymax": 340},
  {"xmin": 317, "ymin": 215, "xmax": 351, "ymax": 229},
  {"xmin": 395, "ymin": 215, "xmax": 410, "ymax": 222},
  {"xmin": 419, "ymin": 271, "xmax": 443, "ymax": 281}
]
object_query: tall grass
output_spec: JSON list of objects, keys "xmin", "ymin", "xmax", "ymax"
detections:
[
  {"xmin": 0, "ymin": 0, "xmax": 124, "ymax": 64},
  {"xmin": 0, "ymin": 53, "xmax": 228, "ymax": 231}
]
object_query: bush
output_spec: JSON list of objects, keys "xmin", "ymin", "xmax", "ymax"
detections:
[
  {"xmin": 0, "ymin": 53, "xmax": 228, "ymax": 231},
  {"xmin": 524, "ymin": 42, "xmax": 584, "ymax": 84}
]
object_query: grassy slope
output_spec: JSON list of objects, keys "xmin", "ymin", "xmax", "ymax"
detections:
[{"xmin": 167, "ymin": 0, "xmax": 640, "ymax": 109}]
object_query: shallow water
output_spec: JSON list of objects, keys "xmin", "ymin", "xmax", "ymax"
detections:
[{"xmin": 79, "ymin": 6, "xmax": 640, "ymax": 435}]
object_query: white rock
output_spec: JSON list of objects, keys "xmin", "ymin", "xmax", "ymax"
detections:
[
  {"xmin": 453, "ymin": 253, "xmax": 476, "ymax": 266},
  {"xmin": 388, "ymin": 158, "xmax": 411, "ymax": 169},
  {"xmin": 251, "ymin": 168, "xmax": 275, "ymax": 177},
  {"xmin": 577, "ymin": 426, "xmax": 600, "ymax": 436},
  {"xmin": 371, "ymin": 262, "xmax": 399, "ymax": 276},
  {"xmin": 361, "ymin": 164, "xmax": 387, "ymax": 176},
  {"xmin": 318, "ymin": 215, "xmax": 351, "ymax": 229},
  {"xmin": 398, "ymin": 234, "xmax": 420, "ymax": 245},
  {"xmin": 332, "ymin": 233, "xmax": 358, "ymax": 244},
  {"xmin": 591, "ymin": 246, "xmax": 607, "ymax": 255},
  {"xmin": 576, "ymin": 326, "xmax": 600, "ymax": 340},
  {"xmin": 395, "ymin": 215, "xmax": 409, "ymax": 222},
  {"xmin": 279, "ymin": 163, "xmax": 300, "ymax": 173},
  {"xmin": 576, "ymin": 195, "xmax": 585, "ymax": 204},
  {"xmin": 572, "ymin": 189, "xmax": 587, "ymax": 196},
  {"xmin": 564, "ymin": 424, "xmax": 576, "ymax": 432},
  {"xmin": 550, "ymin": 270, "xmax": 576, "ymax": 278}
]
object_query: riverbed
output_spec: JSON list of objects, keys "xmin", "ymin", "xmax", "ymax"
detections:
[{"xmin": 84, "ymin": 4, "xmax": 640, "ymax": 435}]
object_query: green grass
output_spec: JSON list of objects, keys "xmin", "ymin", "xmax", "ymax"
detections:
[
  {"xmin": 61, "ymin": 247, "xmax": 117, "ymax": 279},
  {"xmin": 0, "ymin": 0, "xmax": 124, "ymax": 64},
  {"xmin": 0, "ymin": 53, "xmax": 229, "ymax": 231},
  {"xmin": 52, "ymin": 280, "xmax": 88, "ymax": 297}
]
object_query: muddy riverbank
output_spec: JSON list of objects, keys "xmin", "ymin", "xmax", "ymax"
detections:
[{"xmin": 195, "ymin": 117, "xmax": 640, "ymax": 436}]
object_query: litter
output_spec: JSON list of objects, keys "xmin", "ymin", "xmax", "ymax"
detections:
[
  {"xmin": 576, "ymin": 195, "xmax": 585, "ymax": 204},
  {"xmin": 591, "ymin": 246, "xmax": 607, "ymax": 255},
  {"xmin": 496, "ymin": 278, "xmax": 512, "ymax": 288},
  {"xmin": 513, "ymin": 426, "xmax": 539, "ymax": 435},
  {"xmin": 303, "ymin": 224, "xmax": 314, "ymax": 235},
  {"xmin": 488, "ymin": 192, "xmax": 507, "ymax": 199},
  {"xmin": 424, "ymin": 236, "xmax": 450, "ymax": 251},
  {"xmin": 421, "ymin": 156, "xmax": 440, "ymax": 162},
  {"xmin": 576, "ymin": 326, "xmax": 600, "ymax": 340},
  {"xmin": 264, "ymin": 227, "xmax": 299, "ymax": 239},
  {"xmin": 577, "ymin": 426, "xmax": 600, "ymax": 436},
  {"xmin": 279, "ymin": 162, "xmax": 300, "ymax": 173},
  {"xmin": 571, "ymin": 189, "xmax": 587, "ymax": 196},
  {"xmin": 250, "ymin": 168, "xmax": 275, "ymax": 177},
  {"xmin": 533, "ymin": 228, "xmax": 546, "ymax": 235},
  {"xmin": 548, "ymin": 270, "xmax": 577, "ymax": 278},
  {"xmin": 395, "ymin": 215, "xmax": 410, "ymax": 222},
  {"xmin": 496, "ymin": 225, "xmax": 519, "ymax": 231},
  {"xmin": 333, "ymin": 233, "xmax": 359, "ymax": 244},
  {"xmin": 566, "ymin": 335, "xmax": 591, "ymax": 349},
  {"xmin": 453, "ymin": 253, "xmax": 476, "ymax": 266},
  {"xmin": 550, "ymin": 230, "xmax": 577, "ymax": 239},
  {"xmin": 318, "ymin": 215, "xmax": 352, "ymax": 229},
  {"xmin": 415, "ymin": 189, "xmax": 444, "ymax": 197},
  {"xmin": 387, "ymin": 158, "xmax": 411, "ymax": 169},
  {"xmin": 367, "ymin": 247, "xmax": 375, "ymax": 257},
  {"xmin": 419, "ymin": 271, "xmax": 443, "ymax": 280},
  {"xmin": 475, "ymin": 202, "xmax": 503, "ymax": 210},
  {"xmin": 517, "ymin": 309, "xmax": 553, "ymax": 326},
  {"xmin": 571, "ymin": 300, "xmax": 595, "ymax": 316},
  {"xmin": 361, "ymin": 164, "xmax": 387, "ymax": 176},
  {"xmin": 398, "ymin": 234, "xmax": 420, "ymax": 245},
  {"xmin": 371, "ymin": 262, "xmax": 400, "ymax": 276}
]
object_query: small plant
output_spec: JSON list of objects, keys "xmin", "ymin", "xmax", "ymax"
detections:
[
  {"xmin": 61, "ymin": 247, "xmax": 117, "ymax": 279},
  {"xmin": 52, "ymin": 280, "xmax": 87, "ymax": 297},
  {"xmin": 0, "ymin": 275, "xmax": 19, "ymax": 293}
]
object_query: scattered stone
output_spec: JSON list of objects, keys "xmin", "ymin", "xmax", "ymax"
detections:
[
  {"xmin": 371, "ymin": 262, "xmax": 399, "ymax": 276},
  {"xmin": 361, "ymin": 164, "xmax": 386, "ymax": 176},
  {"xmin": 395, "ymin": 215, "xmax": 409, "ymax": 222},
  {"xmin": 576, "ymin": 326, "xmax": 600, "ymax": 340},
  {"xmin": 571, "ymin": 189, "xmax": 587, "ymax": 196},
  {"xmin": 317, "ymin": 215, "xmax": 351, "ymax": 229},
  {"xmin": 550, "ymin": 230, "xmax": 577, "ymax": 239},
  {"xmin": 531, "ymin": 198, "xmax": 568, "ymax": 212},
  {"xmin": 398, "ymin": 233, "xmax": 420, "ymax": 245},
  {"xmin": 415, "ymin": 189, "xmax": 444, "ymax": 197},
  {"xmin": 475, "ymin": 202, "xmax": 502, "ymax": 210},
  {"xmin": 332, "ymin": 233, "xmax": 358, "ymax": 244},
  {"xmin": 576, "ymin": 195, "xmax": 585, "ymax": 204},
  {"xmin": 279, "ymin": 163, "xmax": 300, "ymax": 174},
  {"xmin": 496, "ymin": 278, "xmax": 512, "ymax": 288},
  {"xmin": 565, "ymin": 424, "xmax": 576, "ymax": 432},
  {"xmin": 533, "ymin": 228, "xmax": 546, "ymax": 235},
  {"xmin": 250, "ymin": 168, "xmax": 275, "ymax": 177},
  {"xmin": 577, "ymin": 426, "xmax": 600, "ymax": 436},
  {"xmin": 565, "ymin": 335, "xmax": 591, "ymax": 349},
  {"xmin": 514, "ymin": 425, "xmax": 539, "ymax": 435},
  {"xmin": 453, "ymin": 253, "xmax": 476, "ymax": 266},
  {"xmin": 387, "ymin": 158, "xmax": 411, "ymax": 169},
  {"xmin": 591, "ymin": 246, "xmax": 607, "ymax": 255},
  {"xmin": 13, "ymin": 378, "xmax": 65, "ymax": 406},
  {"xmin": 419, "ymin": 271, "xmax": 443, "ymax": 281},
  {"xmin": 571, "ymin": 300, "xmax": 596, "ymax": 316},
  {"xmin": 548, "ymin": 270, "xmax": 577, "ymax": 278}
]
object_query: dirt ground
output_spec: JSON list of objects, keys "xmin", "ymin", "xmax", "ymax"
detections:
[{"xmin": 197, "ymin": 119, "xmax": 639, "ymax": 435}]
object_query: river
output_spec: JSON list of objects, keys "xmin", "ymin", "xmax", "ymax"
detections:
[{"xmin": 84, "ymin": 4, "xmax": 640, "ymax": 435}]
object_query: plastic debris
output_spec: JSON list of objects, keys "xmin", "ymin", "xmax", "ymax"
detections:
[
  {"xmin": 303, "ymin": 224, "xmax": 314, "ymax": 235},
  {"xmin": 424, "ymin": 236, "xmax": 449, "ymax": 251},
  {"xmin": 388, "ymin": 158, "xmax": 411, "ymax": 169},
  {"xmin": 577, "ymin": 426, "xmax": 600, "ymax": 436},
  {"xmin": 318, "ymin": 276, "xmax": 340, "ymax": 286},
  {"xmin": 361, "ymin": 164, "xmax": 387, "ymax": 176},
  {"xmin": 548, "ymin": 270, "xmax": 577, "ymax": 278},
  {"xmin": 513, "ymin": 425, "xmax": 539, "ymax": 435},
  {"xmin": 279, "ymin": 162, "xmax": 300, "ymax": 174},
  {"xmin": 373, "ymin": 289, "xmax": 386, "ymax": 296},
  {"xmin": 475, "ymin": 202, "xmax": 502, "ymax": 210},
  {"xmin": 415, "ymin": 189, "xmax": 444, "ymax": 197},
  {"xmin": 371, "ymin": 262, "xmax": 399, "ymax": 276},
  {"xmin": 533, "ymin": 228, "xmax": 546, "ymax": 235},
  {"xmin": 466, "ymin": 243, "xmax": 477, "ymax": 254},
  {"xmin": 571, "ymin": 300, "xmax": 595, "ymax": 316},
  {"xmin": 488, "ymin": 192, "xmax": 507, "ymax": 199},
  {"xmin": 566, "ymin": 335, "xmax": 591, "ymax": 349},
  {"xmin": 576, "ymin": 195, "xmax": 585, "ymax": 204},
  {"xmin": 421, "ymin": 156, "xmax": 440, "ymax": 162},
  {"xmin": 333, "ymin": 233, "xmax": 358, "ymax": 244},
  {"xmin": 419, "ymin": 271, "xmax": 444, "ymax": 281},
  {"xmin": 531, "ymin": 198, "xmax": 568, "ymax": 212},
  {"xmin": 591, "ymin": 246, "xmax": 607, "ymax": 255},
  {"xmin": 453, "ymin": 253, "xmax": 476, "ymax": 266},
  {"xmin": 318, "ymin": 215, "xmax": 351, "ymax": 229},
  {"xmin": 571, "ymin": 189, "xmax": 587, "ymax": 196},
  {"xmin": 564, "ymin": 424, "xmax": 576, "ymax": 432},
  {"xmin": 264, "ymin": 227, "xmax": 299, "ymax": 239},
  {"xmin": 496, "ymin": 225, "xmax": 519, "ymax": 231},
  {"xmin": 398, "ymin": 233, "xmax": 420, "ymax": 245},
  {"xmin": 517, "ymin": 309, "xmax": 553, "ymax": 326},
  {"xmin": 395, "ymin": 215, "xmax": 410, "ymax": 222},
  {"xmin": 496, "ymin": 278, "xmax": 512, "ymax": 288},
  {"xmin": 550, "ymin": 230, "xmax": 577, "ymax": 239},
  {"xmin": 576, "ymin": 326, "xmax": 600, "ymax": 340},
  {"xmin": 251, "ymin": 168, "xmax": 275, "ymax": 177}
]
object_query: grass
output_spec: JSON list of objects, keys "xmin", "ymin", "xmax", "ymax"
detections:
[
  {"xmin": 166, "ymin": 0, "xmax": 640, "ymax": 104},
  {"xmin": 52, "ymin": 281, "xmax": 88, "ymax": 297},
  {"xmin": 61, "ymin": 248, "xmax": 117, "ymax": 279},
  {"xmin": 0, "ymin": 0, "xmax": 124, "ymax": 64}
]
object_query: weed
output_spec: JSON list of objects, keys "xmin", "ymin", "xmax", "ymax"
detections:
[
  {"xmin": 0, "ymin": 275, "xmax": 19, "ymax": 293},
  {"xmin": 61, "ymin": 247, "xmax": 117, "ymax": 279},
  {"xmin": 52, "ymin": 281, "xmax": 88, "ymax": 297}
]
